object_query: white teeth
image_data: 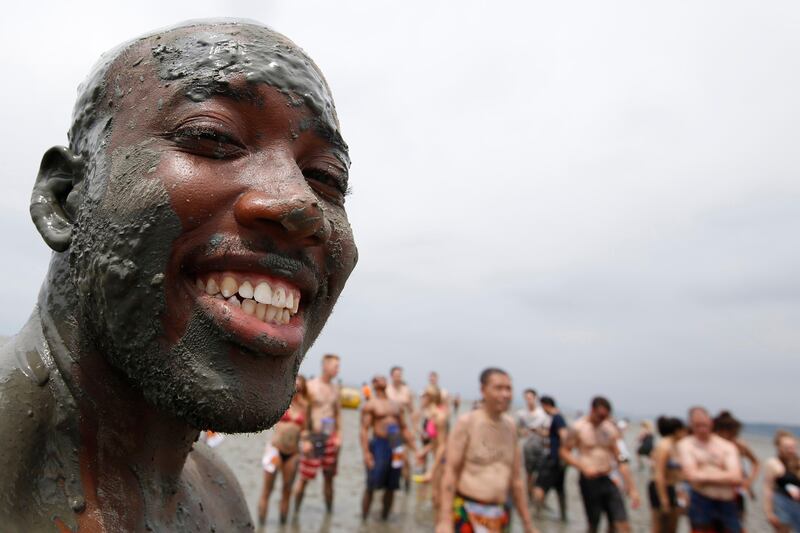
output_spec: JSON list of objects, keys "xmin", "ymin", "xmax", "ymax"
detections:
[
  {"xmin": 254, "ymin": 282, "xmax": 272, "ymax": 304},
  {"xmin": 226, "ymin": 295, "xmax": 241, "ymax": 308},
  {"xmin": 214, "ymin": 293, "xmax": 224, "ymax": 300},
  {"xmin": 239, "ymin": 280, "xmax": 254, "ymax": 299},
  {"xmin": 292, "ymin": 292, "xmax": 300, "ymax": 314},
  {"xmin": 221, "ymin": 276, "xmax": 238, "ymax": 298},
  {"xmin": 273, "ymin": 287, "xmax": 286, "ymax": 308},
  {"xmin": 265, "ymin": 305, "xmax": 279, "ymax": 322},
  {"xmin": 281, "ymin": 308, "xmax": 290, "ymax": 324},
  {"xmin": 196, "ymin": 278, "xmax": 204, "ymax": 290},
  {"xmin": 242, "ymin": 299, "xmax": 256, "ymax": 315},
  {"xmin": 205, "ymin": 278, "xmax": 220, "ymax": 295},
  {"xmin": 256, "ymin": 303, "xmax": 267, "ymax": 320}
]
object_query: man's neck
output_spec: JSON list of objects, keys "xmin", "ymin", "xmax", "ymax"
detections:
[
  {"xmin": 320, "ymin": 373, "xmax": 334, "ymax": 384},
  {"xmin": 37, "ymin": 283, "xmax": 198, "ymax": 505},
  {"xmin": 482, "ymin": 404, "xmax": 503, "ymax": 421}
]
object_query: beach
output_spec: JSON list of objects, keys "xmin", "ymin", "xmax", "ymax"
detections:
[{"xmin": 214, "ymin": 408, "xmax": 776, "ymax": 532}]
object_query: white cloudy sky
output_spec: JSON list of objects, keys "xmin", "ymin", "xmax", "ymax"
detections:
[{"xmin": 1, "ymin": 1, "xmax": 798, "ymax": 424}]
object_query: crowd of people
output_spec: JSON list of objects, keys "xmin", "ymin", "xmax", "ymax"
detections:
[{"xmin": 249, "ymin": 356, "xmax": 800, "ymax": 533}]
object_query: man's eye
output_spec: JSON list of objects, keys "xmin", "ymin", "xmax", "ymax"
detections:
[
  {"xmin": 303, "ymin": 168, "xmax": 348, "ymax": 204},
  {"xmin": 172, "ymin": 128, "xmax": 245, "ymax": 159}
]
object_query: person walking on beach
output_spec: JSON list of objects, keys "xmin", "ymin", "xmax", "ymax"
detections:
[
  {"xmin": 533, "ymin": 396, "xmax": 568, "ymax": 521},
  {"xmin": 636, "ymin": 420, "xmax": 656, "ymax": 470},
  {"xmin": 360, "ymin": 375, "xmax": 416, "ymax": 521},
  {"xmin": 713, "ymin": 410, "xmax": 760, "ymax": 526},
  {"xmin": 678, "ymin": 406, "xmax": 743, "ymax": 533},
  {"xmin": 436, "ymin": 368, "xmax": 538, "ymax": 533},
  {"xmin": 763, "ymin": 430, "xmax": 800, "ymax": 532},
  {"xmin": 257, "ymin": 375, "xmax": 310, "ymax": 526},
  {"xmin": 561, "ymin": 396, "xmax": 640, "ymax": 533},
  {"xmin": 516, "ymin": 389, "xmax": 551, "ymax": 499},
  {"xmin": 649, "ymin": 416, "xmax": 688, "ymax": 533},
  {"xmin": 294, "ymin": 354, "xmax": 342, "ymax": 514},
  {"xmin": 386, "ymin": 366, "xmax": 415, "ymax": 490}
]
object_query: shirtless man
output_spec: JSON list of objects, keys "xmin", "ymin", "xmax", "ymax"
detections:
[
  {"xmin": 295, "ymin": 354, "xmax": 342, "ymax": 513},
  {"xmin": 386, "ymin": 365, "xmax": 415, "ymax": 489},
  {"xmin": 561, "ymin": 396, "xmax": 640, "ymax": 533},
  {"xmin": 678, "ymin": 407, "xmax": 743, "ymax": 532},
  {"xmin": 360, "ymin": 375, "xmax": 416, "ymax": 521},
  {"xmin": 437, "ymin": 368, "xmax": 538, "ymax": 533},
  {"xmin": 0, "ymin": 19, "xmax": 357, "ymax": 531},
  {"xmin": 386, "ymin": 366, "xmax": 415, "ymax": 419}
]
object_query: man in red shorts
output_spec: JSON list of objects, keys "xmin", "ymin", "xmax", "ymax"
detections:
[{"xmin": 294, "ymin": 354, "xmax": 342, "ymax": 513}]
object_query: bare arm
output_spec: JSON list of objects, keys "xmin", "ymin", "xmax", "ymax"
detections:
[
  {"xmin": 510, "ymin": 441, "xmax": 537, "ymax": 532},
  {"xmin": 559, "ymin": 428, "xmax": 584, "ymax": 472},
  {"xmin": 399, "ymin": 408, "xmax": 416, "ymax": 454},
  {"xmin": 612, "ymin": 438, "xmax": 640, "ymax": 507},
  {"xmin": 762, "ymin": 458, "xmax": 780, "ymax": 527},
  {"xmin": 360, "ymin": 403, "xmax": 374, "ymax": 468},
  {"xmin": 431, "ymin": 412, "xmax": 448, "ymax": 469},
  {"xmin": 436, "ymin": 415, "xmax": 470, "ymax": 533},
  {"xmin": 737, "ymin": 439, "xmax": 760, "ymax": 494}
]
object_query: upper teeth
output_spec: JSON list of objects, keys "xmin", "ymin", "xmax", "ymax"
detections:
[{"xmin": 199, "ymin": 274, "xmax": 301, "ymax": 325}]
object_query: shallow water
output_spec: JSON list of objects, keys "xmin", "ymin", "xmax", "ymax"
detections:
[{"xmin": 214, "ymin": 409, "xmax": 774, "ymax": 532}]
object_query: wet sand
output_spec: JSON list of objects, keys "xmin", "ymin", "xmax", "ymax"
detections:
[{"xmin": 214, "ymin": 408, "xmax": 774, "ymax": 532}]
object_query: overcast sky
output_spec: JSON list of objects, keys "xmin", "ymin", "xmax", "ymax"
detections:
[{"xmin": 1, "ymin": 1, "xmax": 798, "ymax": 424}]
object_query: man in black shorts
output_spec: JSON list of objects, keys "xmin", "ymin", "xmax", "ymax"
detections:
[
  {"xmin": 561, "ymin": 397, "xmax": 640, "ymax": 533},
  {"xmin": 534, "ymin": 396, "xmax": 568, "ymax": 521}
]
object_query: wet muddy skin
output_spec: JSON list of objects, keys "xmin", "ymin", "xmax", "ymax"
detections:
[{"xmin": 0, "ymin": 19, "xmax": 356, "ymax": 531}]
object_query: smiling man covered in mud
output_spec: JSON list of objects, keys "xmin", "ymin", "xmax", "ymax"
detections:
[{"xmin": 0, "ymin": 19, "xmax": 356, "ymax": 531}]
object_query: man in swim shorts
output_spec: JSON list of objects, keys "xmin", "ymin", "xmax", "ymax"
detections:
[
  {"xmin": 360, "ymin": 374, "xmax": 416, "ymax": 521},
  {"xmin": 295, "ymin": 354, "xmax": 342, "ymax": 513},
  {"xmin": 561, "ymin": 396, "xmax": 640, "ymax": 533},
  {"xmin": 436, "ymin": 368, "xmax": 538, "ymax": 533},
  {"xmin": 678, "ymin": 406, "xmax": 743, "ymax": 533}
]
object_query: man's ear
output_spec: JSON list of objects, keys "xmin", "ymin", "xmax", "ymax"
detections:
[{"xmin": 30, "ymin": 146, "xmax": 84, "ymax": 252}]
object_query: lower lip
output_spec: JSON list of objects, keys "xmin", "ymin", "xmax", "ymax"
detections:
[{"xmin": 193, "ymin": 291, "xmax": 305, "ymax": 356}]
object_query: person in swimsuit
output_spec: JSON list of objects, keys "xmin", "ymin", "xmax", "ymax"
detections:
[
  {"xmin": 415, "ymin": 386, "xmax": 449, "ymax": 519},
  {"xmin": 713, "ymin": 411, "xmax": 760, "ymax": 529},
  {"xmin": 561, "ymin": 396, "xmax": 640, "ymax": 533},
  {"xmin": 257, "ymin": 375, "xmax": 310, "ymax": 526},
  {"xmin": 386, "ymin": 366, "xmax": 416, "ymax": 491},
  {"xmin": 763, "ymin": 430, "xmax": 800, "ymax": 532},
  {"xmin": 360, "ymin": 375, "xmax": 416, "ymax": 521},
  {"xmin": 649, "ymin": 416, "xmax": 688, "ymax": 533},
  {"xmin": 678, "ymin": 406, "xmax": 743, "ymax": 533},
  {"xmin": 295, "ymin": 354, "xmax": 342, "ymax": 514},
  {"xmin": 436, "ymin": 367, "xmax": 538, "ymax": 533}
]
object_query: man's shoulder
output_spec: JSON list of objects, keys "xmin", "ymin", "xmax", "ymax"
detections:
[
  {"xmin": 711, "ymin": 434, "xmax": 739, "ymax": 453},
  {"xmin": 188, "ymin": 442, "xmax": 251, "ymax": 526}
]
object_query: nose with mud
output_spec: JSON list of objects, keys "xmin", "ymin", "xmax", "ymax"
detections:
[{"xmin": 234, "ymin": 191, "xmax": 330, "ymax": 246}]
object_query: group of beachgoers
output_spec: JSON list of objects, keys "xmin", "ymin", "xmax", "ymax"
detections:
[{"xmin": 253, "ymin": 356, "xmax": 800, "ymax": 533}]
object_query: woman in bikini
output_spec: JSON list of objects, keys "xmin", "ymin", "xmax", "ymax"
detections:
[
  {"xmin": 257, "ymin": 374, "xmax": 310, "ymax": 525},
  {"xmin": 415, "ymin": 386, "xmax": 448, "ymax": 518},
  {"xmin": 649, "ymin": 416, "xmax": 688, "ymax": 533}
]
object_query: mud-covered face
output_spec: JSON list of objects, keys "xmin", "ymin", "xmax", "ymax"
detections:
[{"xmin": 70, "ymin": 25, "xmax": 356, "ymax": 432}]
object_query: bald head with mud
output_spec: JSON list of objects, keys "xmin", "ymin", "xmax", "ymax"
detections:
[{"xmin": 0, "ymin": 19, "xmax": 356, "ymax": 531}]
